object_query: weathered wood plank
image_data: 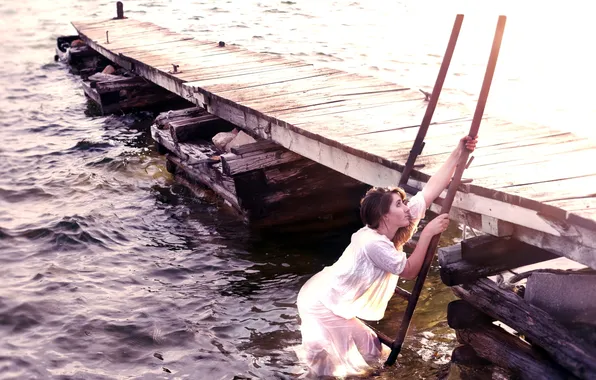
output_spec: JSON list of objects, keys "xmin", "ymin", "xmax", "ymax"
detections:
[
  {"xmin": 187, "ymin": 67, "xmax": 343, "ymax": 93},
  {"xmin": 155, "ymin": 107, "xmax": 206, "ymax": 127},
  {"xmin": 221, "ymin": 149, "xmax": 302, "ymax": 176},
  {"xmin": 504, "ymin": 175, "xmax": 596, "ymax": 202},
  {"xmin": 178, "ymin": 61, "xmax": 313, "ymax": 83},
  {"xmin": 117, "ymin": 39, "xmax": 215, "ymax": 55},
  {"xmin": 141, "ymin": 47, "xmax": 250, "ymax": 69}
]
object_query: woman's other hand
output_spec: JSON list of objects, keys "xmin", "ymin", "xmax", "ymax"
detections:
[{"xmin": 423, "ymin": 213, "xmax": 450, "ymax": 236}]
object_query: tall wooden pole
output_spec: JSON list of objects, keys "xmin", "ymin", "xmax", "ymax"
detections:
[{"xmin": 399, "ymin": 14, "xmax": 464, "ymax": 193}]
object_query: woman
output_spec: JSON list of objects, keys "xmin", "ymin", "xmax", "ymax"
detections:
[{"xmin": 297, "ymin": 135, "xmax": 477, "ymax": 377}]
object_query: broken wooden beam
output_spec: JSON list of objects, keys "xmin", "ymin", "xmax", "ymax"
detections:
[
  {"xmin": 155, "ymin": 107, "xmax": 206, "ymax": 127},
  {"xmin": 453, "ymin": 278, "xmax": 596, "ymax": 379}
]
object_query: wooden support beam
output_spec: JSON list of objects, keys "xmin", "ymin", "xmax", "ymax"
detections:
[
  {"xmin": 456, "ymin": 323, "xmax": 577, "ymax": 380},
  {"xmin": 439, "ymin": 237, "xmax": 558, "ymax": 286},
  {"xmin": 453, "ymin": 278, "xmax": 596, "ymax": 379},
  {"xmin": 168, "ymin": 114, "xmax": 225, "ymax": 143}
]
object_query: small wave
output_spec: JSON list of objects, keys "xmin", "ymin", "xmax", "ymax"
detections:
[
  {"xmin": 0, "ymin": 227, "xmax": 13, "ymax": 240},
  {"xmin": 0, "ymin": 302, "xmax": 44, "ymax": 333},
  {"xmin": 149, "ymin": 267, "xmax": 193, "ymax": 282},
  {"xmin": 68, "ymin": 139, "xmax": 113, "ymax": 152},
  {"xmin": 17, "ymin": 216, "xmax": 109, "ymax": 251},
  {"xmin": 26, "ymin": 122, "xmax": 62, "ymax": 133},
  {"xmin": 0, "ymin": 186, "xmax": 54, "ymax": 202}
]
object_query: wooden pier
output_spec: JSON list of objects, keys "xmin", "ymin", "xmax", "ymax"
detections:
[{"xmin": 68, "ymin": 16, "xmax": 596, "ymax": 270}]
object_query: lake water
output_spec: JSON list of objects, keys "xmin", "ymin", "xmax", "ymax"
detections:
[{"xmin": 1, "ymin": 0, "xmax": 593, "ymax": 378}]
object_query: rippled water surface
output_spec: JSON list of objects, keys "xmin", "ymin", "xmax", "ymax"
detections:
[{"xmin": 1, "ymin": 0, "xmax": 593, "ymax": 379}]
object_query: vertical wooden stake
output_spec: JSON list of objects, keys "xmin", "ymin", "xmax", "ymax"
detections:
[{"xmin": 116, "ymin": 1, "xmax": 124, "ymax": 19}]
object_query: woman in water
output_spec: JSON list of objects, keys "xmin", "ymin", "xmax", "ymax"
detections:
[{"xmin": 297, "ymin": 135, "xmax": 477, "ymax": 377}]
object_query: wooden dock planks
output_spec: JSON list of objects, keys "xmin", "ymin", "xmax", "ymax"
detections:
[{"xmin": 71, "ymin": 18, "xmax": 596, "ymax": 269}]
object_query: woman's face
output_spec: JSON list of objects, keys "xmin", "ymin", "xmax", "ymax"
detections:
[{"xmin": 383, "ymin": 193, "xmax": 411, "ymax": 230}]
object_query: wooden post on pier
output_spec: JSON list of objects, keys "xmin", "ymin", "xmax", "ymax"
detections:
[{"xmin": 116, "ymin": 2, "xmax": 124, "ymax": 19}]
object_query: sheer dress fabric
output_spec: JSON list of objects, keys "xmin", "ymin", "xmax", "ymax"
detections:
[{"xmin": 297, "ymin": 192, "xmax": 426, "ymax": 377}]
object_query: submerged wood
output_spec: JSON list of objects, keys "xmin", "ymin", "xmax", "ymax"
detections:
[
  {"xmin": 447, "ymin": 300, "xmax": 494, "ymax": 329},
  {"xmin": 453, "ymin": 278, "xmax": 596, "ymax": 379},
  {"xmin": 167, "ymin": 154, "xmax": 239, "ymax": 209},
  {"xmin": 456, "ymin": 323, "xmax": 576, "ymax": 380},
  {"xmin": 439, "ymin": 237, "xmax": 558, "ymax": 286},
  {"xmin": 450, "ymin": 344, "xmax": 490, "ymax": 366}
]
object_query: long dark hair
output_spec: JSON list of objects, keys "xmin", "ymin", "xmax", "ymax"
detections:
[{"xmin": 360, "ymin": 187, "xmax": 418, "ymax": 250}]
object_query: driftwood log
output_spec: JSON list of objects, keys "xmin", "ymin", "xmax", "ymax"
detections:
[
  {"xmin": 456, "ymin": 323, "xmax": 576, "ymax": 380},
  {"xmin": 453, "ymin": 278, "xmax": 596, "ymax": 379}
]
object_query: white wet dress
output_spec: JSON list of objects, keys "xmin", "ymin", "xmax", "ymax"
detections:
[{"xmin": 296, "ymin": 192, "xmax": 426, "ymax": 377}]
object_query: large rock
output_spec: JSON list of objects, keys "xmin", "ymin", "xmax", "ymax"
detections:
[
  {"xmin": 525, "ymin": 271, "xmax": 596, "ymax": 325},
  {"xmin": 212, "ymin": 129, "xmax": 238, "ymax": 151},
  {"xmin": 224, "ymin": 131, "xmax": 256, "ymax": 152}
]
